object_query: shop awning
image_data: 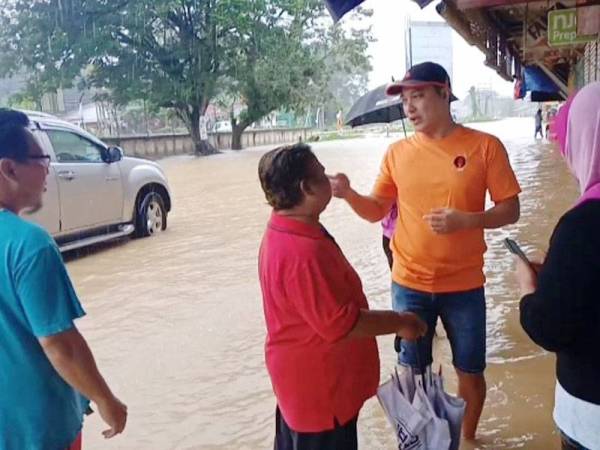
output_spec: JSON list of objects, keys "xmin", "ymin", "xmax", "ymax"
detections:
[{"xmin": 523, "ymin": 66, "xmax": 564, "ymax": 102}]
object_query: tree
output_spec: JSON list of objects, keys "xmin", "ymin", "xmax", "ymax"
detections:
[
  {"xmin": 0, "ymin": 0, "xmax": 236, "ymax": 155},
  {"xmin": 0, "ymin": 0, "xmax": 372, "ymax": 153},
  {"xmin": 222, "ymin": 3, "xmax": 372, "ymax": 149},
  {"xmin": 318, "ymin": 16, "xmax": 373, "ymax": 127}
]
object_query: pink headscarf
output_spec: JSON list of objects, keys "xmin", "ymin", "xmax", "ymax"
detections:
[
  {"xmin": 549, "ymin": 94, "xmax": 574, "ymax": 156},
  {"xmin": 552, "ymin": 82, "xmax": 600, "ymax": 205}
]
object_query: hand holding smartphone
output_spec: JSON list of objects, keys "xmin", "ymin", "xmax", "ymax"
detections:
[{"xmin": 503, "ymin": 238, "xmax": 536, "ymax": 272}]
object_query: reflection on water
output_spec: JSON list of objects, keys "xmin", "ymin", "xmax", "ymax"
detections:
[{"xmin": 71, "ymin": 118, "xmax": 578, "ymax": 449}]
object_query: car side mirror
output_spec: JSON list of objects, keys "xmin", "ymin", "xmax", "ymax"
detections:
[{"xmin": 106, "ymin": 146, "xmax": 124, "ymax": 163}]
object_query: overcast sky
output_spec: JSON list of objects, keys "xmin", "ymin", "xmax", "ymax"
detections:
[{"xmin": 346, "ymin": 0, "xmax": 515, "ymax": 99}]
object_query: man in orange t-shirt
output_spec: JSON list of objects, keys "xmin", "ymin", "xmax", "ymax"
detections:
[{"xmin": 329, "ymin": 62, "xmax": 521, "ymax": 441}]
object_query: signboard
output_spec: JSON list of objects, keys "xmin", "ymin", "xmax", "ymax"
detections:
[
  {"xmin": 457, "ymin": 0, "xmax": 538, "ymax": 9},
  {"xmin": 548, "ymin": 8, "xmax": 596, "ymax": 47}
]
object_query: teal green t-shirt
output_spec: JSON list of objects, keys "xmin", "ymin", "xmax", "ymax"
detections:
[{"xmin": 0, "ymin": 210, "xmax": 89, "ymax": 450}]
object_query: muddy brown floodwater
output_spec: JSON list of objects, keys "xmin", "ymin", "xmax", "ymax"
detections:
[{"xmin": 68, "ymin": 118, "xmax": 577, "ymax": 449}]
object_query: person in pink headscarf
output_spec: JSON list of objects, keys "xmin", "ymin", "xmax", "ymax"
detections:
[{"xmin": 516, "ymin": 82, "xmax": 600, "ymax": 450}]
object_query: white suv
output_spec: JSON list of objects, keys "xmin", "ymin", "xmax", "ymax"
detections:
[{"xmin": 24, "ymin": 111, "xmax": 172, "ymax": 252}]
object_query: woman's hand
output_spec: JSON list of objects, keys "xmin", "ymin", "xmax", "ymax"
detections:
[
  {"xmin": 514, "ymin": 256, "xmax": 543, "ymax": 296},
  {"xmin": 396, "ymin": 312, "xmax": 428, "ymax": 341}
]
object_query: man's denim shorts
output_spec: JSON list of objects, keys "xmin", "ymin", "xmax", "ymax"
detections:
[{"xmin": 392, "ymin": 282, "xmax": 486, "ymax": 374}]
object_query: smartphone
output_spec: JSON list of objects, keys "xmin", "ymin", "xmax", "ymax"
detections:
[{"xmin": 503, "ymin": 238, "xmax": 533, "ymax": 269}]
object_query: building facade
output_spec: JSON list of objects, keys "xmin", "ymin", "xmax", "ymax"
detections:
[{"xmin": 405, "ymin": 20, "xmax": 454, "ymax": 84}]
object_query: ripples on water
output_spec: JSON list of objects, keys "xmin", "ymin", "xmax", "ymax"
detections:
[{"xmin": 69, "ymin": 118, "xmax": 577, "ymax": 449}]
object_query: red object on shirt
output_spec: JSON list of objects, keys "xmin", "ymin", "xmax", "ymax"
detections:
[
  {"xmin": 259, "ymin": 213, "xmax": 380, "ymax": 433},
  {"xmin": 68, "ymin": 433, "xmax": 81, "ymax": 450}
]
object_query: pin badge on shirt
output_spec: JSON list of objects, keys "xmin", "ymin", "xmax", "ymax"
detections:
[{"xmin": 453, "ymin": 156, "xmax": 467, "ymax": 171}]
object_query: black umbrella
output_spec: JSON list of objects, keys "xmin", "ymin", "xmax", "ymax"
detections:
[
  {"xmin": 345, "ymin": 84, "xmax": 406, "ymax": 128},
  {"xmin": 325, "ymin": 0, "xmax": 435, "ymax": 22}
]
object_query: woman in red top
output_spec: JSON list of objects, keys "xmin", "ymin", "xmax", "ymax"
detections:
[{"xmin": 258, "ymin": 144, "xmax": 427, "ymax": 450}]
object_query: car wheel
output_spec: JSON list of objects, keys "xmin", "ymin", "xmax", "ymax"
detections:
[{"xmin": 134, "ymin": 191, "xmax": 167, "ymax": 237}]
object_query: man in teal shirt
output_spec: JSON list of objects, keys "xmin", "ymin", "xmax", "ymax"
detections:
[{"xmin": 0, "ymin": 109, "xmax": 127, "ymax": 449}]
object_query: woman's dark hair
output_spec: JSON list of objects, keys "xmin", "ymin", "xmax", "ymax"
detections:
[
  {"xmin": 258, "ymin": 143, "xmax": 317, "ymax": 210},
  {"xmin": 0, "ymin": 108, "xmax": 31, "ymax": 161}
]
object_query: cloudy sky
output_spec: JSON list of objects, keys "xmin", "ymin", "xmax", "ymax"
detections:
[{"xmin": 345, "ymin": 0, "xmax": 515, "ymax": 98}]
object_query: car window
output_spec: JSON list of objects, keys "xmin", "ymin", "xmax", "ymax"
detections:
[{"xmin": 46, "ymin": 130, "xmax": 105, "ymax": 163}]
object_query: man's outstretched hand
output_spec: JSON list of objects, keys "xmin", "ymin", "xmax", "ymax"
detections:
[{"xmin": 328, "ymin": 173, "xmax": 352, "ymax": 199}]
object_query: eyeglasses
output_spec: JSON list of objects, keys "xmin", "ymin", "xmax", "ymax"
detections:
[{"xmin": 26, "ymin": 154, "xmax": 52, "ymax": 168}]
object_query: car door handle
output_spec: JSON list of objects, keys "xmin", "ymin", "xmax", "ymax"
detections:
[
  {"xmin": 105, "ymin": 176, "xmax": 120, "ymax": 182},
  {"xmin": 57, "ymin": 170, "xmax": 76, "ymax": 181}
]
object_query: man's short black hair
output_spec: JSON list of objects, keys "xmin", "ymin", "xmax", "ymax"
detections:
[
  {"xmin": 258, "ymin": 143, "xmax": 317, "ymax": 210},
  {"xmin": 0, "ymin": 108, "xmax": 31, "ymax": 161}
]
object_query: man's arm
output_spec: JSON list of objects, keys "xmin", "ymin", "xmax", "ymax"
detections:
[
  {"xmin": 423, "ymin": 195, "xmax": 520, "ymax": 234},
  {"xmin": 329, "ymin": 173, "xmax": 395, "ymax": 222},
  {"xmin": 462, "ymin": 195, "xmax": 521, "ymax": 229},
  {"xmin": 39, "ymin": 327, "xmax": 127, "ymax": 439},
  {"xmin": 475, "ymin": 195, "xmax": 520, "ymax": 229}
]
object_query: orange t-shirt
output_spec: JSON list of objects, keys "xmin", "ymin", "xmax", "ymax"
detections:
[{"xmin": 372, "ymin": 126, "xmax": 521, "ymax": 293}]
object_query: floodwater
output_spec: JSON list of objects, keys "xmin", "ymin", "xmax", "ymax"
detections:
[{"xmin": 69, "ymin": 117, "xmax": 578, "ymax": 449}]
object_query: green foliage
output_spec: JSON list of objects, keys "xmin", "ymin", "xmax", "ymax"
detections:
[
  {"xmin": 223, "ymin": 3, "xmax": 372, "ymax": 142},
  {"xmin": 0, "ymin": 0, "xmax": 372, "ymax": 152},
  {"xmin": 7, "ymin": 93, "xmax": 39, "ymax": 111}
]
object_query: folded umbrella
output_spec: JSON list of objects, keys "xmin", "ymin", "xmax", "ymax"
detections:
[
  {"xmin": 377, "ymin": 337, "xmax": 465, "ymax": 449},
  {"xmin": 429, "ymin": 368, "xmax": 465, "ymax": 450}
]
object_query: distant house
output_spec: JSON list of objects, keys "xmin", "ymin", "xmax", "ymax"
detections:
[
  {"xmin": 63, "ymin": 103, "xmax": 100, "ymax": 132},
  {"xmin": 0, "ymin": 74, "xmax": 95, "ymax": 116}
]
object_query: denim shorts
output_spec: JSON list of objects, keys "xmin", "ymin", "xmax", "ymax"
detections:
[{"xmin": 391, "ymin": 282, "xmax": 486, "ymax": 374}]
